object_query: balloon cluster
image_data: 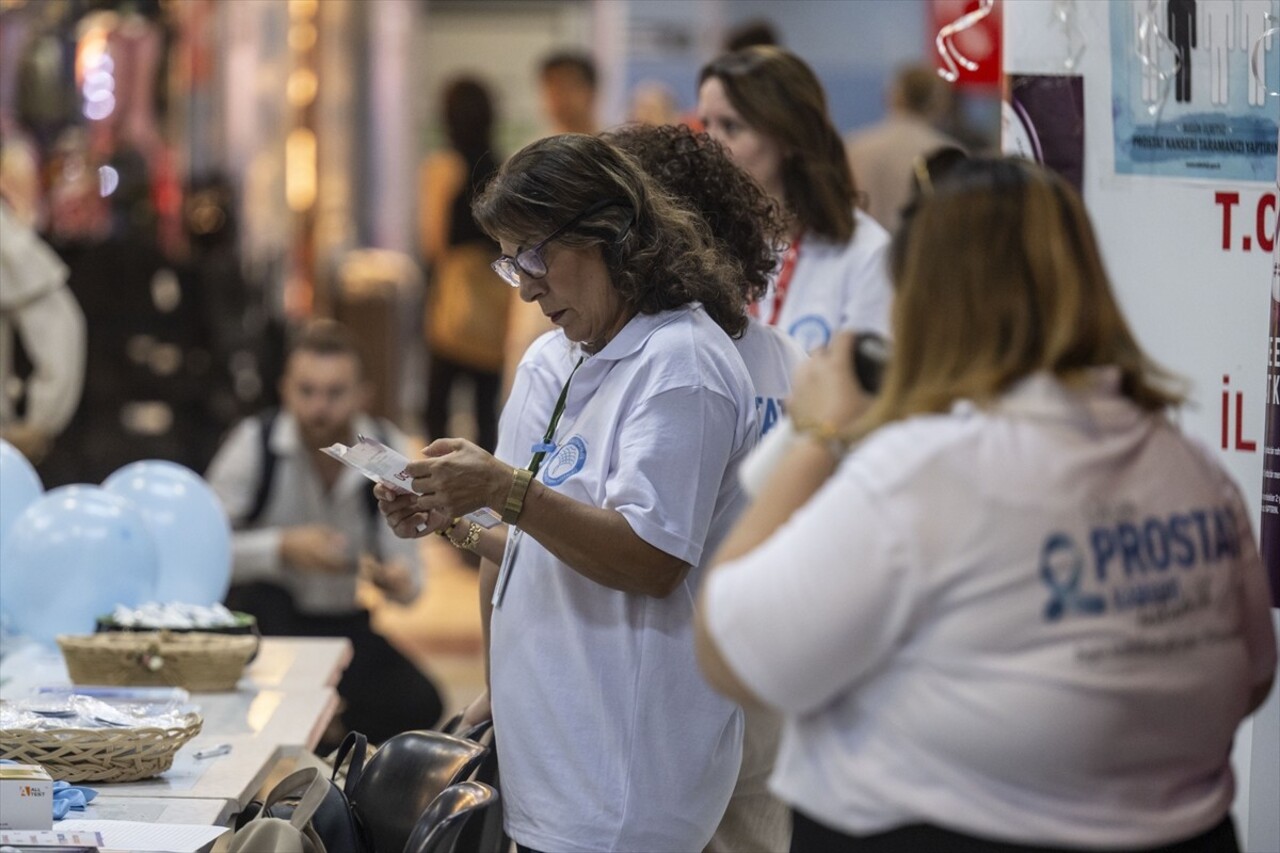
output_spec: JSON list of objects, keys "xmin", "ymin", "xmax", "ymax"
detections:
[{"xmin": 0, "ymin": 442, "xmax": 232, "ymax": 646}]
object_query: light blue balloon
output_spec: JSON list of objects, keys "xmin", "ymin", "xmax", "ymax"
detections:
[
  {"xmin": 0, "ymin": 439, "xmax": 44, "ymax": 555},
  {"xmin": 103, "ymin": 460, "xmax": 232, "ymax": 606},
  {"xmin": 0, "ymin": 485, "xmax": 159, "ymax": 645}
]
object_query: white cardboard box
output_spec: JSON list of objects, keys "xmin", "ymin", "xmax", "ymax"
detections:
[{"xmin": 0, "ymin": 764, "xmax": 53, "ymax": 830}]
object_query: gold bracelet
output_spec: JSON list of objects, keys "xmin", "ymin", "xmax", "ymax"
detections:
[
  {"xmin": 790, "ymin": 417, "xmax": 855, "ymax": 457},
  {"xmin": 444, "ymin": 520, "xmax": 482, "ymax": 551},
  {"xmin": 502, "ymin": 467, "xmax": 533, "ymax": 525}
]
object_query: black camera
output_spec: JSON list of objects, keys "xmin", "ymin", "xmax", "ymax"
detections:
[{"xmin": 851, "ymin": 333, "xmax": 890, "ymax": 395}]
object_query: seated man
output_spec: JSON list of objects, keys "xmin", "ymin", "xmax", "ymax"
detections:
[{"xmin": 207, "ymin": 319, "xmax": 442, "ymax": 746}]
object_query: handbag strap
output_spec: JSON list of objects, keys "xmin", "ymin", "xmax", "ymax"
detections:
[
  {"xmin": 262, "ymin": 767, "xmax": 330, "ymax": 831},
  {"xmin": 330, "ymin": 731, "xmax": 368, "ymax": 797}
]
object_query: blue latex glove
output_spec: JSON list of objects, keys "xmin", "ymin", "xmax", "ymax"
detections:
[{"xmin": 52, "ymin": 780, "xmax": 98, "ymax": 820}]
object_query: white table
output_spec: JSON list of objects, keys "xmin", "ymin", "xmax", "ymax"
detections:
[
  {"xmin": 1, "ymin": 637, "xmax": 351, "ymax": 817},
  {"xmin": 242, "ymin": 637, "xmax": 351, "ymax": 689},
  {"xmin": 84, "ymin": 795, "xmax": 232, "ymax": 826}
]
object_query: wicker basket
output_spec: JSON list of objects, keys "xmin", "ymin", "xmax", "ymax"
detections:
[
  {"xmin": 57, "ymin": 631, "xmax": 259, "ymax": 692},
  {"xmin": 0, "ymin": 712, "xmax": 202, "ymax": 782}
]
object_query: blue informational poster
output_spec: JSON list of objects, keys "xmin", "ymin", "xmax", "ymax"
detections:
[{"xmin": 1110, "ymin": 0, "xmax": 1279, "ymax": 183}]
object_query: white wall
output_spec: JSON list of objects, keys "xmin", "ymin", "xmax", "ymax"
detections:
[{"xmin": 1002, "ymin": 1, "xmax": 1278, "ymax": 849}]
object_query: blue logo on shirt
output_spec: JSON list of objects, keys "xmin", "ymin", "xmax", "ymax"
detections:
[
  {"xmin": 1038, "ymin": 506, "xmax": 1242, "ymax": 622},
  {"xmin": 1040, "ymin": 533, "xmax": 1107, "ymax": 620},
  {"xmin": 788, "ymin": 315, "xmax": 832, "ymax": 354},
  {"xmin": 756, "ymin": 397, "xmax": 786, "ymax": 436},
  {"xmin": 543, "ymin": 435, "xmax": 587, "ymax": 486}
]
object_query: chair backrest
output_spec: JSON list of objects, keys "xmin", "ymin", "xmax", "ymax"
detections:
[
  {"xmin": 402, "ymin": 782, "xmax": 498, "ymax": 853},
  {"xmin": 351, "ymin": 730, "xmax": 487, "ymax": 853}
]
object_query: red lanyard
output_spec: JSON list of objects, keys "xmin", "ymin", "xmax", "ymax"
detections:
[{"xmin": 761, "ymin": 232, "xmax": 803, "ymax": 326}]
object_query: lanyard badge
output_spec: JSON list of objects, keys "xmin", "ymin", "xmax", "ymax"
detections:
[{"xmin": 493, "ymin": 356, "xmax": 584, "ymax": 608}]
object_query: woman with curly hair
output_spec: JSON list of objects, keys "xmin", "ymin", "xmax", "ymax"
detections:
[
  {"xmin": 605, "ymin": 122, "xmax": 804, "ymax": 852},
  {"xmin": 376, "ymin": 132, "xmax": 757, "ymax": 852},
  {"xmin": 699, "ymin": 47, "xmax": 894, "ymax": 354}
]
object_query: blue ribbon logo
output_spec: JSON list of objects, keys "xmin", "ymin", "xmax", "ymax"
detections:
[{"xmin": 1040, "ymin": 533, "xmax": 1107, "ymax": 621}]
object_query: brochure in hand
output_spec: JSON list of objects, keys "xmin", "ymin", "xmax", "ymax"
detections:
[{"xmin": 321, "ymin": 435, "xmax": 501, "ymax": 529}]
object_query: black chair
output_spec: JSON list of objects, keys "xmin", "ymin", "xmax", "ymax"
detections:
[
  {"xmin": 402, "ymin": 782, "xmax": 498, "ymax": 853},
  {"xmin": 351, "ymin": 730, "xmax": 487, "ymax": 853}
]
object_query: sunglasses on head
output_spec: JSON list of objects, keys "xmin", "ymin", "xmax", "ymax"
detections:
[{"xmin": 491, "ymin": 197, "xmax": 632, "ymax": 288}]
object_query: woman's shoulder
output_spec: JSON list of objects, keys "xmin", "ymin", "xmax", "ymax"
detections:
[
  {"xmin": 805, "ymin": 209, "xmax": 891, "ymax": 266},
  {"xmin": 634, "ymin": 307, "xmax": 751, "ymax": 391}
]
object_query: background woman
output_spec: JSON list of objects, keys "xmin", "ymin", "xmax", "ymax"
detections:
[
  {"xmin": 381, "ymin": 133, "xmax": 756, "ymax": 852},
  {"xmin": 419, "ymin": 77, "xmax": 508, "ymax": 451},
  {"xmin": 698, "ymin": 46, "xmax": 894, "ymax": 354},
  {"xmin": 696, "ymin": 158, "xmax": 1276, "ymax": 852}
]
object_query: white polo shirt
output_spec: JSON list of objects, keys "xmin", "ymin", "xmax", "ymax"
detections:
[
  {"xmin": 490, "ymin": 306, "xmax": 757, "ymax": 853},
  {"xmin": 704, "ymin": 370, "xmax": 1278, "ymax": 848},
  {"xmin": 753, "ymin": 209, "xmax": 894, "ymax": 353}
]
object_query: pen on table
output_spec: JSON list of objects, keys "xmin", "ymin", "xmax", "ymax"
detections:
[{"xmin": 194, "ymin": 743, "xmax": 232, "ymax": 759}]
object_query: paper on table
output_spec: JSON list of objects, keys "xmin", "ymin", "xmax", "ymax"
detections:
[
  {"xmin": 54, "ymin": 820, "xmax": 227, "ymax": 852},
  {"xmin": 321, "ymin": 435, "xmax": 502, "ymax": 528}
]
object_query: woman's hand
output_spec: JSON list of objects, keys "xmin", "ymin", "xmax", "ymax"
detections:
[
  {"xmin": 406, "ymin": 438, "xmax": 512, "ymax": 519},
  {"xmin": 788, "ymin": 331, "xmax": 874, "ymax": 432},
  {"xmin": 374, "ymin": 484, "xmax": 450, "ymax": 539}
]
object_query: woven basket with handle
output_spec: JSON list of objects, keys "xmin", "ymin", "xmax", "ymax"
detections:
[
  {"xmin": 57, "ymin": 631, "xmax": 258, "ymax": 692},
  {"xmin": 0, "ymin": 712, "xmax": 202, "ymax": 783}
]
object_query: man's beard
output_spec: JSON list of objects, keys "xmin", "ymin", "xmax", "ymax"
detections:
[{"xmin": 297, "ymin": 418, "xmax": 352, "ymax": 450}]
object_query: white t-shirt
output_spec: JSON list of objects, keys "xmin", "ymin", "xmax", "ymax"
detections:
[
  {"xmin": 737, "ymin": 318, "xmax": 805, "ymax": 438},
  {"xmin": 491, "ymin": 306, "xmax": 757, "ymax": 852},
  {"xmin": 754, "ymin": 209, "xmax": 893, "ymax": 354},
  {"xmin": 704, "ymin": 370, "xmax": 1277, "ymax": 848}
]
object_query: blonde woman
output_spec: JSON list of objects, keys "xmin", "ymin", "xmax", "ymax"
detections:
[{"xmin": 696, "ymin": 158, "xmax": 1276, "ymax": 852}]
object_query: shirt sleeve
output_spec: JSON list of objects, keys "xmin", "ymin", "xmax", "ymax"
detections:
[
  {"xmin": 204, "ymin": 419, "xmax": 285, "ymax": 584},
  {"xmin": 605, "ymin": 385, "xmax": 742, "ymax": 567},
  {"xmin": 9, "ymin": 287, "xmax": 85, "ymax": 434},
  {"xmin": 703, "ymin": 459, "xmax": 920, "ymax": 715}
]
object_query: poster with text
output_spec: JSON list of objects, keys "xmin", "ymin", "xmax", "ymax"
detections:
[{"xmin": 1110, "ymin": 0, "xmax": 1278, "ymax": 183}]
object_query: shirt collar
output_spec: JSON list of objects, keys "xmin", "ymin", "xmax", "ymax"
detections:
[
  {"xmin": 579, "ymin": 306, "xmax": 689, "ymax": 365},
  {"xmin": 952, "ymin": 367, "xmax": 1143, "ymax": 428}
]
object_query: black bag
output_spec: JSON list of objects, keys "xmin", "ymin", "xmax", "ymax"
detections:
[{"xmin": 236, "ymin": 732, "xmax": 372, "ymax": 853}]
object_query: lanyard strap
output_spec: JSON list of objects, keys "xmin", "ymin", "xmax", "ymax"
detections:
[
  {"xmin": 764, "ymin": 231, "xmax": 804, "ymax": 327},
  {"xmin": 527, "ymin": 356, "xmax": 585, "ymax": 476}
]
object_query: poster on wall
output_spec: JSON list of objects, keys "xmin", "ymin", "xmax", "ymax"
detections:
[
  {"xmin": 1263, "ymin": 137, "xmax": 1280, "ymax": 605},
  {"xmin": 1109, "ymin": 0, "xmax": 1279, "ymax": 183},
  {"xmin": 1002, "ymin": 75, "xmax": 1085, "ymax": 192}
]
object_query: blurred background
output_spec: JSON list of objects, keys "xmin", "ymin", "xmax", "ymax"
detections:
[
  {"xmin": 0, "ymin": 0, "xmax": 1001, "ymax": 713},
  {"xmin": 0, "ymin": 0, "xmax": 999, "ymax": 491}
]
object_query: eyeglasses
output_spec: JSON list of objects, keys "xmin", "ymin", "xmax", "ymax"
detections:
[{"xmin": 491, "ymin": 198, "xmax": 630, "ymax": 288}]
